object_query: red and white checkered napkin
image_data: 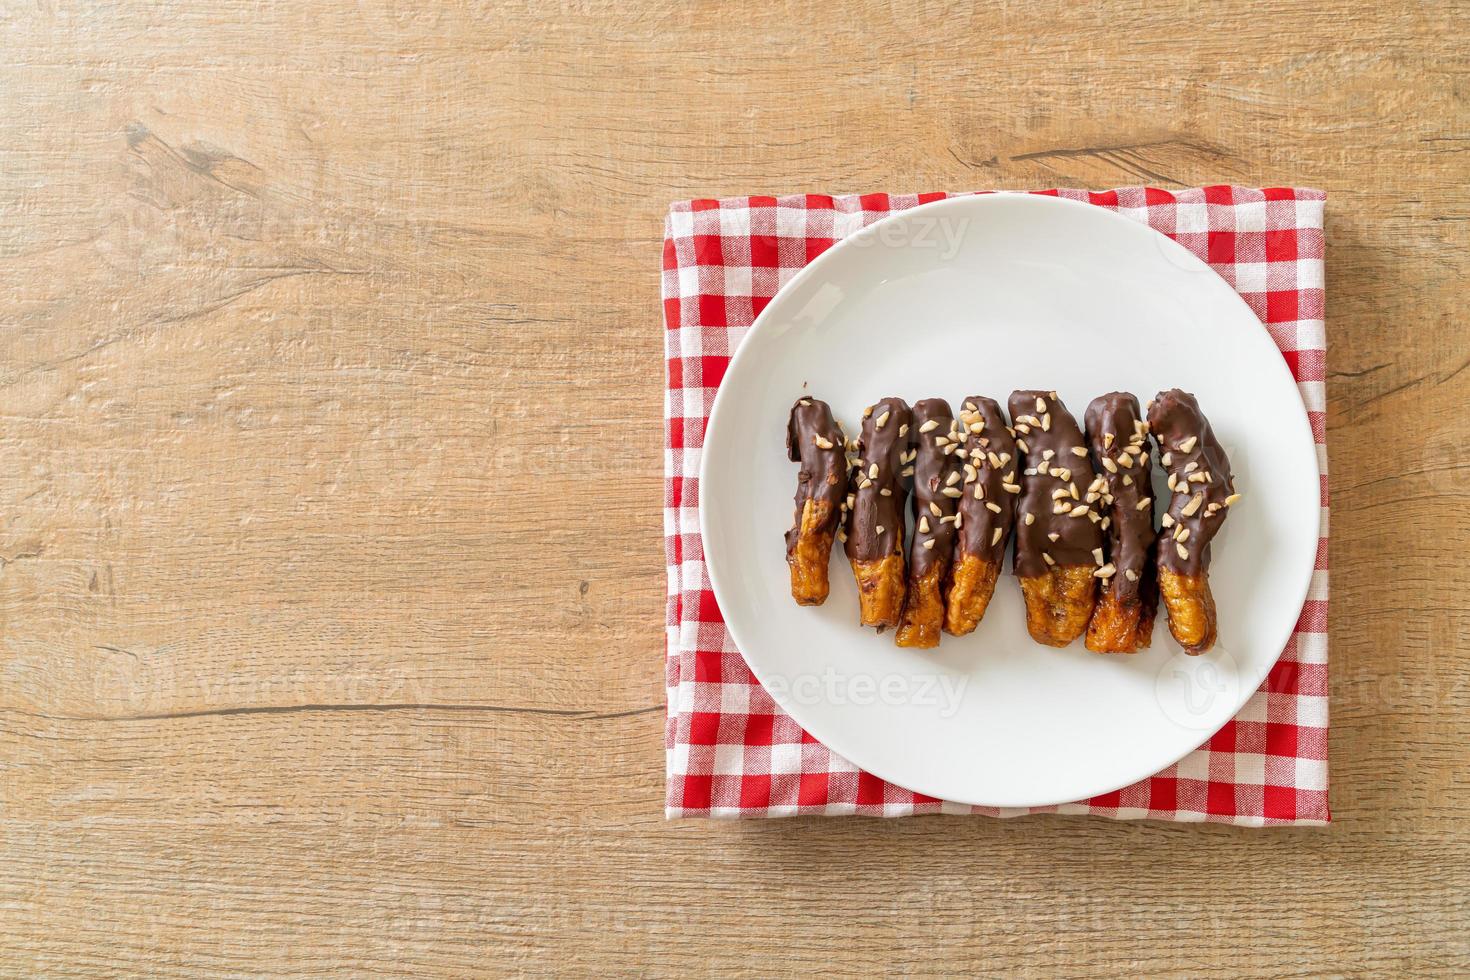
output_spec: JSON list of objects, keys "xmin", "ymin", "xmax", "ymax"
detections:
[{"xmin": 662, "ymin": 187, "xmax": 1329, "ymax": 824}]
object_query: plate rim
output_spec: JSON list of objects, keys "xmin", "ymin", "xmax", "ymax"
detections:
[{"xmin": 696, "ymin": 191, "xmax": 1320, "ymax": 808}]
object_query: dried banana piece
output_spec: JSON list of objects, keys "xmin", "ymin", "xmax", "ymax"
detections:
[
  {"xmin": 1083, "ymin": 392, "xmax": 1159, "ymax": 653},
  {"xmin": 896, "ymin": 398, "xmax": 962, "ymax": 648},
  {"xmin": 1148, "ymin": 389, "xmax": 1239, "ymax": 654},
  {"xmin": 784, "ymin": 397, "xmax": 849, "ymax": 605},
  {"xmin": 844, "ymin": 396, "xmax": 913, "ymax": 629},
  {"xmin": 1007, "ymin": 390, "xmax": 1103, "ymax": 647},
  {"xmin": 944, "ymin": 396, "xmax": 1018, "ymax": 636}
]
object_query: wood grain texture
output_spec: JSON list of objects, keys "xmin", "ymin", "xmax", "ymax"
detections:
[{"xmin": 2, "ymin": 0, "xmax": 1467, "ymax": 975}]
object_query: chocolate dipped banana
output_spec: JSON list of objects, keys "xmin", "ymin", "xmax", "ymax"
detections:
[
  {"xmin": 896, "ymin": 398, "xmax": 963, "ymax": 648},
  {"xmin": 784, "ymin": 397, "xmax": 849, "ymax": 605},
  {"xmin": 1008, "ymin": 390, "xmax": 1104, "ymax": 647},
  {"xmin": 944, "ymin": 396, "xmax": 1019, "ymax": 636},
  {"xmin": 844, "ymin": 397, "xmax": 913, "ymax": 629},
  {"xmin": 1083, "ymin": 392, "xmax": 1159, "ymax": 653},
  {"xmin": 1148, "ymin": 389, "xmax": 1240, "ymax": 654}
]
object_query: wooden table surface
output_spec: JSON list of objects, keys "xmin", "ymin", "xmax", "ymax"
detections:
[{"xmin": 3, "ymin": 1, "xmax": 1467, "ymax": 975}]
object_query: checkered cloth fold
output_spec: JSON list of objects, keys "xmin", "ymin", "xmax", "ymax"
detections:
[{"xmin": 663, "ymin": 187, "xmax": 1328, "ymax": 824}]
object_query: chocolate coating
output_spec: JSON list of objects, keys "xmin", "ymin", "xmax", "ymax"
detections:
[
  {"xmin": 954, "ymin": 396, "xmax": 1018, "ymax": 563},
  {"xmin": 784, "ymin": 397, "xmax": 848, "ymax": 556},
  {"xmin": 1148, "ymin": 389, "xmax": 1236, "ymax": 576},
  {"xmin": 844, "ymin": 397, "xmax": 912, "ymax": 562},
  {"xmin": 907, "ymin": 398, "xmax": 962, "ymax": 578},
  {"xmin": 1084, "ymin": 392, "xmax": 1156, "ymax": 598},
  {"xmin": 1008, "ymin": 390, "xmax": 1104, "ymax": 577}
]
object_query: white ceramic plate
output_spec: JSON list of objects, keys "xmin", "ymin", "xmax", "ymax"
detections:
[{"xmin": 699, "ymin": 193, "xmax": 1320, "ymax": 808}]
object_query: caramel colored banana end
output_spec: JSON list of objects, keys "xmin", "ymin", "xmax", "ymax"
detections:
[
  {"xmin": 787, "ymin": 498, "xmax": 836, "ymax": 606},
  {"xmin": 944, "ymin": 555, "xmax": 1000, "ymax": 636},
  {"xmin": 851, "ymin": 553, "xmax": 906, "ymax": 629},
  {"xmin": 1084, "ymin": 588, "xmax": 1157, "ymax": 654},
  {"xmin": 896, "ymin": 565, "xmax": 945, "ymax": 648},
  {"xmin": 1019, "ymin": 565, "xmax": 1097, "ymax": 647},
  {"xmin": 1159, "ymin": 568, "xmax": 1218, "ymax": 654}
]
